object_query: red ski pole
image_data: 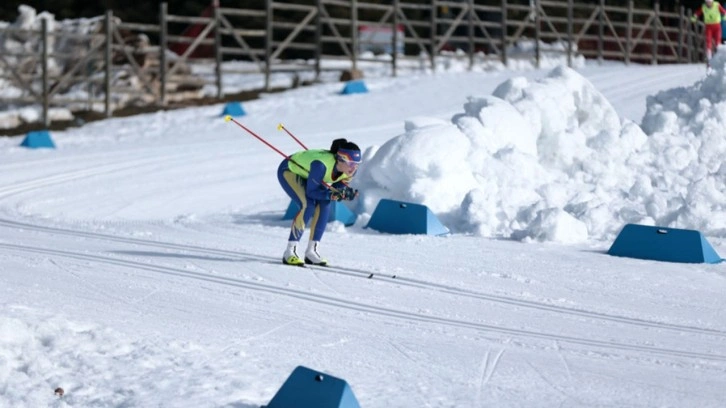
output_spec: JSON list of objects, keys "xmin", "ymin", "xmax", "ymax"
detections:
[
  {"xmin": 224, "ymin": 115, "xmax": 340, "ymax": 193},
  {"xmin": 225, "ymin": 115, "xmax": 289, "ymax": 159},
  {"xmin": 277, "ymin": 123, "xmax": 308, "ymax": 150}
]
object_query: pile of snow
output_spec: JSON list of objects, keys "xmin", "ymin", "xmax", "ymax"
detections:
[
  {"xmin": 357, "ymin": 59, "xmax": 726, "ymax": 244},
  {"xmin": 0, "ymin": 306, "xmax": 250, "ymax": 407},
  {"xmin": 638, "ymin": 49, "xmax": 726, "ymax": 235}
]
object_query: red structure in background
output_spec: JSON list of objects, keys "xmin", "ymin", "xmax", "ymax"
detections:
[{"xmin": 168, "ymin": 0, "xmax": 216, "ymax": 58}]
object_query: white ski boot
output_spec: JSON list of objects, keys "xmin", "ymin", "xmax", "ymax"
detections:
[
  {"xmin": 282, "ymin": 241, "xmax": 304, "ymax": 266},
  {"xmin": 304, "ymin": 241, "xmax": 328, "ymax": 266}
]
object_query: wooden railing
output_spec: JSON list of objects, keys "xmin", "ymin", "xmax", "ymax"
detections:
[{"xmin": 0, "ymin": 0, "xmax": 708, "ymax": 128}]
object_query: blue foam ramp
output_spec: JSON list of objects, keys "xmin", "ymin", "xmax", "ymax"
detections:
[
  {"xmin": 220, "ymin": 102, "xmax": 246, "ymax": 117},
  {"xmin": 366, "ymin": 199, "xmax": 449, "ymax": 236},
  {"xmin": 20, "ymin": 130, "xmax": 55, "ymax": 148},
  {"xmin": 282, "ymin": 200, "xmax": 357, "ymax": 226},
  {"xmin": 266, "ymin": 366, "xmax": 361, "ymax": 408},
  {"xmin": 608, "ymin": 224, "xmax": 722, "ymax": 264},
  {"xmin": 340, "ymin": 80, "xmax": 368, "ymax": 95}
]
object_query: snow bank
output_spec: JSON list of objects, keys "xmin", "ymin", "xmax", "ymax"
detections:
[{"xmin": 356, "ymin": 61, "xmax": 723, "ymax": 244}]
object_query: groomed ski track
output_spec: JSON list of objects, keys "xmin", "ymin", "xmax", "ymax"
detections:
[{"xmin": 1, "ymin": 218, "xmax": 724, "ymax": 365}]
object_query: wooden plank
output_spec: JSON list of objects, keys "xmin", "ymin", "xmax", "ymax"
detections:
[
  {"xmin": 217, "ymin": 8, "xmax": 266, "ymax": 17},
  {"xmin": 116, "ymin": 22, "xmax": 160, "ymax": 31},
  {"xmin": 110, "ymin": 25, "xmax": 157, "ymax": 96},
  {"xmin": 0, "ymin": 53, "xmax": 41, "ymax": 98},
  {"xmin": 219, "ymin": 47, "xmax": 266, "ymax": 56},
  {"xmin": 320, "ymin": 0, "xmax": 350, "ymax": 7},
  {"xmin": 218, "ymin": 28, "xmax": 266, "ymax": 37},
  {"xmin": 270, "ymin": 7, "xmax": 317, "ymax": 60},
  {"xmin": 271, "ymin": 3, "xmax": 316, "ymax": 12},
  {"xmin": 217, "ymin": 12, "xmax": 263, "ymax": 65},
  {"xmin": 167, "ymin": 35, "xmax": 215, "ymax": 45},
  {"xmin": 318, "ymin": 4, "xmax": 353, "ymax": 58},
  {"xmin": 356, "ymin": 1, "xmax": 393, "ymax": 12},
  {"xmin": 165, "ymin": 15, "xmax": 214, "ymax": 24}
]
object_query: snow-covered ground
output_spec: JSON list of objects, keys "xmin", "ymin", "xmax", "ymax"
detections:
[{"xmin": 1, "ymin": 28, "xmax": 726, "ymax": 407}]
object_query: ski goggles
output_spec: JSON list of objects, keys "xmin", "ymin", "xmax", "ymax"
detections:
[{"xmin": 336, "ymin": 149, "xmax": 362, "ymax": 168}]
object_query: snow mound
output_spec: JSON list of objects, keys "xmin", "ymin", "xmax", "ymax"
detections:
[{"xmin": 357, "ymin": 65, "xmax": 666, "ymax": 243}]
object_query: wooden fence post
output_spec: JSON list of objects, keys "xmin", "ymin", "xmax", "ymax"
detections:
[
  {"xmin": 41, "ymin": 18, "xmax": 49, "ymax": 128},
  {"xmin": 567, "ymin": 0, "xmax": 573, "ymax": 67},
  {"xmin": 160, "ymin": 3, "xmax": 168, "ymax": 106},
  {"xmin": 626, "ymin": 0, "xmax": 633, "ymax": 64},
  {"xmin": 351, "ymin": 0, "xmax": 358, "ymax": 72},
  {"xmin": 598, "ymin": 0, "xmax": 604, "ymax": 64},
  {"xmin": 393, "ymin": 0, "xmax": 399, "ymax": 77},
  {"xmin": 315, "ymin": 0, "xmax": 322, "ymax": 80},
  {"xmin": 677, "ymin": 6, "xmax": 684, "ymax": 63},
  {"xmin": 104, "ymin": 11, "xmax": 112, "ymax": 117},
  {"xmin": 652, "ymin": 1, "xmax": 659, "ymax": 65},
  {"xmin": 213, "ymin": 1, "xmax": 222, "ymax": 99},
  {"xmin": 265, "ymin": 0, "xmax": 272, "ymax": 91},
  {"xmin": 686, "ymin": 9, "xmax": 694, "ymax": 62},
  {"xmin": 430, "ymin": 0, "xmax": 437, "ymax": 71},
  {"xmin": 468, "ymin": 0, "xmax": 474, "ymax": 70},
  {"xmin": 501, "ymin": 0, "xmax": 508, "ymax": 66},
  {"xmin": 534, "ymin": 0, "xmax": 540, "ymax": 68}
]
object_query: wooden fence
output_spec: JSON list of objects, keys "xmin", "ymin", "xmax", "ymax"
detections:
[{"xmin": 0, "ymin": 0, "xmax": 708, "ymax": 128}]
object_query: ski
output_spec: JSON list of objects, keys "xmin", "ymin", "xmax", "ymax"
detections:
[
  {"xmin": 306, "ymin": 263, "xmax": 397, "ymax": 280},
  {"xmin": 278, "ymin": 259, "xmax": 306, "ymax": 268},
  {"xmin": 272, "ymin": 259, "xmax": 398, "ymax": 280}
]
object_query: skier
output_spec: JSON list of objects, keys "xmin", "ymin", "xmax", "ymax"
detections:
[
  {"xmin": 277, "ymin": 138, "xmax": 361, "ymax": 266},
  {"xmin": 691, "ymin": 0, "xmax": 726, "ymax": 66}
]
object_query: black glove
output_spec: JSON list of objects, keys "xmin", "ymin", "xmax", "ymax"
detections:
[{"xmin": 340, "ymin": 186, "xmax": 358, "ymax": 201}]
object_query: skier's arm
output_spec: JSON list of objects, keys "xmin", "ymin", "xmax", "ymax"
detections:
[
  {"xmin": 305, "ymin": 160, "xmax": 333, "ymax": 201},
  {"xmin": 720, "ymin": 4, "xmax": 726, "ymax": 14}
]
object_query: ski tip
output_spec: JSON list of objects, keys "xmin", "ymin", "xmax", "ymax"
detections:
[
  {"xmin": 281, "ymin": 258, "xmax": 306, "ymax": 267},
  {"xmin": 224, "ymin": 115, "xmax": 232, "ymax": 122},
  {"xmin": 284, "ymin": 263, "xmax": 306, "ymax": 268}
]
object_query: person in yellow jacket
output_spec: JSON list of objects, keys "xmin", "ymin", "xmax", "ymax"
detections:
[
  {"xmin": 277, "ymin": 138, "xmax": 361, "ymax": 266},
  {"xmin": 692, "ymin": 0, "xmax": 726, "ymax": 63}
]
